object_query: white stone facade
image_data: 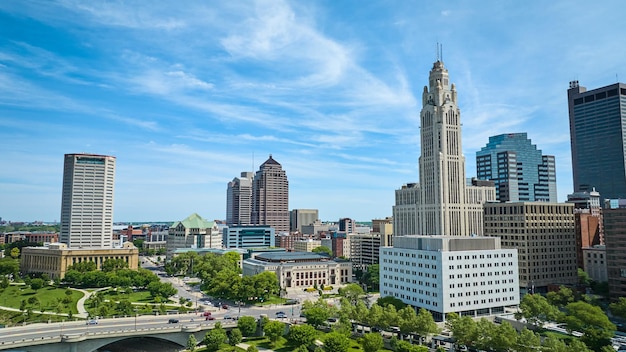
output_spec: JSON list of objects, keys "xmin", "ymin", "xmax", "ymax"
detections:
[{"xmin": 380, "ymin": 236, "xmax": 519, "ymax": 321}]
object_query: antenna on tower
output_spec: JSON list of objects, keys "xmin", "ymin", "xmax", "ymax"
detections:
[
  {"xmin": 439, "ymin": 44, "xmax": 443, "ymax": 62},
  {"xmin": 436, "ymin": 42, "xmax": 440, "ymax": 61}
]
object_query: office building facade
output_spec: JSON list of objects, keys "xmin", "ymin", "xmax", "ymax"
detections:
[
  {"xmin": 483, "ymin": 202, "xmax": 578, "ymax": 293},
  {"xmin": 290, "ymin": 209, "xmax": 319, "ymax": 233},
  {"xmin": 60, "ymin": 153, "xmax": 116, "ymax": 248},
  {"xmin": 226, "ymin": 172, "xmax": 254, "ymax": 226},
  {"xmin": 380, "ymin": 236, "xmax": 519, "ymax": 321},
  {"xmin": 603, "ymin": 199, "xmax": 626, "ymax": 298},
  {"xmin": 393, "ymin": 60, "xmax": 495, "ymax": 237},
  {"xmin": 251, "ymin": 155, "xmax": 289, "ymax": 234},
  {"xmin": 476, "ymin": 133, "xmax": 557, "ymax": 202},
  {"xmin": 568, "ymin": 81, "xmax": 626, "ymax": 200},
  {"xmin": 166, "ymin": 213, "xmax": 222, "ymax": 259},
  {"xmin": 223, "ymin": 225, "xmax": 275, "ymax": 249}
]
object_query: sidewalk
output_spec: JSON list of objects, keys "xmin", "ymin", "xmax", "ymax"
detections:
[{"xmin": 236, "ymin": 342, "xmax": 274, "ymax": 351}]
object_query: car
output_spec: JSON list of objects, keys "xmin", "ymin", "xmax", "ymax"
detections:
[
  {"xmin": 205, "ymin": 316, "xmax": 215, "ymax": 321},
  {"xmin": 224, "ymin": 315, "xmax": 232, "ymax": 320},
  {"xmin": 300, "ymin": 312, "xmax": 306, "ymax": 318},
  {"xmin": 222, "ymin": 304, "xmax": 229, "ymax": 309},
  {"xmin": 327, "ymin": 317, "xmax": 337, "ymax": 323},
  {"xmin": 203, "ymin": 311, "xmax": 212, "ymax": 317},
  {"xmin": 276, "ymin": 313, "xmax": 287, "ymax": 319},
  {"xmin": 275, "ymin": 311, "xmax": 286, "ymax": 316},
  {"xmin": 168, "ymin": 318, "xmax": 179, "ymax": 324},
  {"xmin": 86, "ymin": 319, "xmax": 98, "ymax": 325}
]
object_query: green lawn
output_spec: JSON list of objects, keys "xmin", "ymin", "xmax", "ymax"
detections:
[{"xmin": 0, "ymin": 284, "xmax": 82, "ymax": 315}]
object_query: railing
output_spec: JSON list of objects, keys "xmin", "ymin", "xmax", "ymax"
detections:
[{"xmin": 0, "ymin": 322, "xmax": 237, "ymax": 350}]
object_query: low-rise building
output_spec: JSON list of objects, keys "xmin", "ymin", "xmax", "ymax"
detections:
[
  {"xmin": 223, "ymin": 225, "xmax": 275, "ymax": 249},
  {"xmin": 166, "ymin": 213, "xmax": 222, "ymax": 260},
  {"xmin": 20, "ymin": 242, "xmax": 139, "ymax": 279},
  {"xmin": 243, "ymin": 252, "xmax": 352, "ymax": 289},
  {"xmin": 380, "ymin": 235, "xmax": 519, "ymax": 322},
  {"xmin": 582, "ymin": 245, "xmax": 607, "ymax": 282}
]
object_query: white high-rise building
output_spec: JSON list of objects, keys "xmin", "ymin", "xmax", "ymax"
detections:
[
  {"xmin": 393, "ymin": 60, "xmax": 495, "ymax": 236},
  {"xmin": 60, "ymin": 153, "xmax": 115, "ymax": 248}
]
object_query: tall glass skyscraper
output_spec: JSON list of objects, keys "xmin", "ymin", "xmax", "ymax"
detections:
[
  {"xmin": 60, "ymin": 153, "xmax": 115, "ymax": 248},
  {"xmin": 476, "ymin": 133, "xmax": 557, "ymax": 202},
  {"xmin": 568, "ymin": 81, "xmax": 626, "ymax": 201}
]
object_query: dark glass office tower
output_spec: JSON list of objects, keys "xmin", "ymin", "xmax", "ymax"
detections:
[{"xmin": 568, "ymin": 81, "xmax": 626, "ymax": 201}]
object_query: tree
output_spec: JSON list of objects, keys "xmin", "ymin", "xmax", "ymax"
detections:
[
  {"xmin": 399, "ymin": 306, "xmax": 419, "ymax": 342},
  {"xmin": 578, "ymin": 268, "xmax": 592, "ymax": 286},
  {"xmin": 546, "ymin": 286, "xmax": 576, "ymax": 308},
  {"xmin": 237, "ymin": 316, "xmax": 257, "ymax": 337},
  {"xmin": 518, "ymin": 294, "xmax": 560, "ymax": 328},
  {"xmin": 228, "ymin": 328, "xmax": 243, "ymax": 346},
  {"xmin": 395, "ymin": 340, "xmax": 428, "ymax": 352},
  {"xmin": 361, "ymin": 332, "xmax": 384, "ymax": 352},
  {"xmin": 515, "ymin": 328, "xmax": 541, "ymax": 352},
  {"xmin": 203, "ymin": 325, "xmax": 227, "ymax": 351},
  {"xmin": 302, "ymin": 299, "xmax": 332, "ymax": 328},
  {"xmin": 362, "ymin": 264, "xmax": 380, "ymax": 290},
  {"xmin": 323, "ymin": 331, "xmax": 350, "ymax": 352},
  {"xmin": 376, "ymin": 296, "xmax": 406, "ymax": 310},
  {"xmin": 486, "ymin": 321, "xmax": 517, "ymax": 352},
  {"xmin": 312, "ymin": 246, "xmax": 332, "ymax": 257},
  {"xmin": 287, "ymin": 324, "xmax": 318, "ymax": 347},
  {"xmin": 146, "ymin": 281, "xmax": 177, "ymax": 299},
  {"xmin": 247, "ymin": 346, "xmax": 259, "ymax": 352},
  {"xmin": 264, "ymin": 320, "xmax": 285, "ymax": 344},
  {"xmin": 366, "ymin": 304, "xmax": 385, "ymax": 329},
  {"xmin": 30, "ymin": 278, "xmax": 45, "ymax": 290},
  {"xmin": 445, "ymin": 313, "xmax": 477, "ymax": 347},
  {"xmin": 187, "ymin": 334, "xmax": 197, "ymax": 352},
  {"xmin": 414, "ymin": 308, "xmax": 439, "ymax": 343},
  {"xmin": 102, "ymin": 258, "xmax": 129, "ymax": 272},
  {"xmin": 610, "ymin": 297, "xmax": 626, "ymax": 319},
  {"xmin": 562, "ymin": 301, "xmax": 615, "ymax": 351},
  {"xmin": 10, "ymin": 247, "xmax": 19, "ymax": 259},
  {"xmin": 338, "ymin": 283, "xmax": 365, "ymax": 305}
]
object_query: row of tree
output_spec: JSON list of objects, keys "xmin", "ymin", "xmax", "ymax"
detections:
[{"xmin": 166, "ymin": 251, "xmax": 280, "ymax": 303}]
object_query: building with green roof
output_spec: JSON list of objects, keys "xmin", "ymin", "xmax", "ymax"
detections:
[{"xmin": 166, "ymin": 213, "xmax": 222, "ymax": 259}]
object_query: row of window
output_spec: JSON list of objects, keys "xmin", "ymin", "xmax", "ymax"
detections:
[
  {"xmin": 448, "ymin": 253, "xmax": 512, "ymax": 260},
  {"xmin": 450, "ymin": 296, "xmax": 515, "ymax": 307}
]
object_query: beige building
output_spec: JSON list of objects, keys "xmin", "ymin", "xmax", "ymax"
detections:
[
  {"xmin": 243, "ymin": 252, "xmax": 352, "ymax": 289},
  {"xmin": 393, "ymin": 60, "xmax": 495, "ymax": 237},
  {"xmin": 60, "ymin": 153, "xmax": 116, "ymax": 248},
  {"xmin": 372, "ymin": 217, "xmax": 393, "ymax": 247},
  {"xmin": 167, "ymin": 213, "xmax": 222, "ymax": 260},
  {"xmin": 293, "ymin": 239, "xmax": 322, "ymax": 252},
  {"xmin": 483, "ymin": 202, "xmax": 578, "ymax": 293},
  {"xmin": 582, "ymin": 245, "xmax": 607, "ymax": 282},
  {"xmin": 20, "ymin": 242, "xmax": 139, "ymax": 279}
]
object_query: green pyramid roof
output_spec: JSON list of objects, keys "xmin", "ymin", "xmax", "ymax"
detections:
[{"xmin": 172, "ymin": 213, "xmax": 214, "ymax": 229}]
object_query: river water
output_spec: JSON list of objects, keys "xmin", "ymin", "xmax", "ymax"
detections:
[{"xmin": 97, "ymin": 337, "xmax": 184, "ymax": 352}]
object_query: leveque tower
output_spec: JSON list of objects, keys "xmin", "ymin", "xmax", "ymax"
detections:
[{"xmin": 393, "ymin": 60, "xmax": 495, "ymax": 236}]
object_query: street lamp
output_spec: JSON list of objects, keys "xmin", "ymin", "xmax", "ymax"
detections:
[{"xmin": 134, "ymin": 308, "xmax": 138, "ymax": 331}]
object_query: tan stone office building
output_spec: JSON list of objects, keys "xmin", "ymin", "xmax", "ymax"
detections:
[
  {"xmin": 483, "ymin": 202, "xmax": 578, "ymax": 293},
  {"xmin": 20, "ymin": 242, "xmax": 139, "ymax": 279}
]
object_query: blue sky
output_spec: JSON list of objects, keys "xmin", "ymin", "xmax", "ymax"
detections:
[{"xmin": 1, "ymin": 1, "xmax": 625, "ymax": 223}]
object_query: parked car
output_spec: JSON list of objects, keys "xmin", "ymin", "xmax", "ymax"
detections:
[
  {"xmin": 221, "ymin": 304, "xmax": 229, "ymax": 309},
  {"xmin": 86, "ymin": 319, "xmax": 98, "ymax": 325},
  {"xmin": 275, "ymin": 311, "xmax": 285, "ymax": 316},
  {"xmin": 168, "ymin": 318, "xmax": 179, "ymax": 324},
  {"xmin": 276, "ymin": 313, "xmax": 287, "ymax": 319}
]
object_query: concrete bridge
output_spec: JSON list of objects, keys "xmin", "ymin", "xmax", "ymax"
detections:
[{"xmin": 0, "ymin": 320, "xmax": 238, "ymax": 352}]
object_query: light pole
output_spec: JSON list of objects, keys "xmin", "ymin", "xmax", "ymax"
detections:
[{"xmin": 134, "ymin": 308, "xmax": 138, "ymax": 331}]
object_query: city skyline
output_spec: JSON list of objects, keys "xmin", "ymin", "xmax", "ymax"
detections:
[{"xmin": 1, "ymin": 1, "xmax": 625, "ymax": 222}]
